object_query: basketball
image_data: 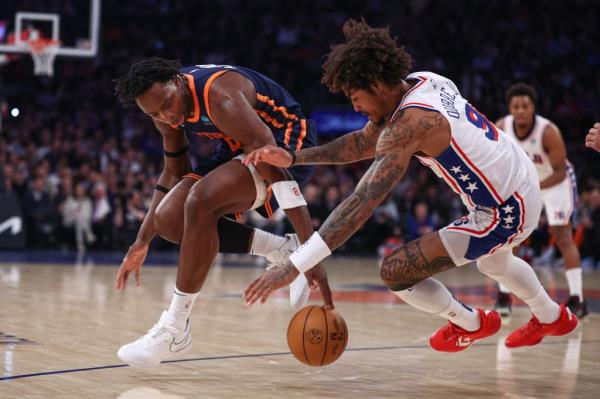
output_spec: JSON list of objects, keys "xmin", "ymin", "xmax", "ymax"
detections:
[{"xmin": 287, "ymin": 305, "xmax": 348, "ymax": 366}]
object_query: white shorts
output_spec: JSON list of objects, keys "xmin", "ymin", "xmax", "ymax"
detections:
[
  {"xmin": 541, "ymin": 164, "xmax": 577, "ymax": 226},
  {"xmin": 439, "ymin": 177, "xmax": 542, "ymax": 266}
]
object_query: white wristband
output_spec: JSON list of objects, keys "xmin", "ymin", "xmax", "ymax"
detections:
[
  {"xmin": 289, "ymin": 232, "xmax": 332, "ymax": 273},
  {"xmin": 272, "ymin": 180, "xmax": 307, "ymax": 209}
]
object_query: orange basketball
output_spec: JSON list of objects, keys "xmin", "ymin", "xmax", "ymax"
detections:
[{"xmin": 287, "ymin": 305, "xmax": 348, "ymax": 366}]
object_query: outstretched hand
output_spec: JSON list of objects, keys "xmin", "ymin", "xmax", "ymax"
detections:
[
  {"xmin": 585, "ymin": 122, "xmax": 600, "ymax": 153},
  {"xmin": 244, "ymin": 261, "xmax": 334, "ymax": 309},
  {"xmin": 116, "ymin": 240, "xmax": 149, "ymax": 290},
  {"xmin": 243, "ymin": 145, "xmax": 293, "ymax": 167}
]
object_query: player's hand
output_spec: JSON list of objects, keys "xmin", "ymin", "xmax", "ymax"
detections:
[
  {"xmin": 585, "ymin": 122, "xmax": 600, "ymax": 153},
  {"xmin": 116, "ymin": 240, "xmax": 149, "ymax": 290},
  {"xmin": 244, "ymin": 260, "xmax": 299, "ymax": 306},
  {"xmin": 243, "ymin": 145, "xmax": 293, "ymax": 167},
  {"xmin": 304, "ymin": 264, "xmax": 334, "ymax": 309}
]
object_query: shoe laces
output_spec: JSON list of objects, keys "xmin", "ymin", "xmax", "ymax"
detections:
[
  {"xmin": 520, "ymin": 317, "xmax": 542, "ymax": 336},
  {"xmin": 442, "ymin": 324, "xmax": 463, "ymax": 341},
  {"xmin": 140, "ymin": 321, "xmax": 180, "ymax": 345}
]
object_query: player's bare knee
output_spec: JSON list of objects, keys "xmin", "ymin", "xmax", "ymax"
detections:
[
  {"xmin": 554, "ymin": 232, "xmax": 573, "ymax": 249},
  {"xmin": 154, "ymin": 204, "xmax": 181, "ymax": 243},
  {"xmin": 184, "ymin": 187, "xmax": 220, "ymax": 223}
]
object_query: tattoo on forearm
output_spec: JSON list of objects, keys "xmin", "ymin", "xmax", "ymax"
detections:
[
  {"xmin": 319, "ymin": 156, "xmax": 406, "ymax": 249},
  {"xmin": 296, "ymin": 129, "xmax": 378, "ymax": 165},
  {"xmin": 380, "ymin": 239, "xmax": 455, "ymax": 290},
  {"xmin": 317, "ymin": 117, "xmax": 416, "ymax": 250}
]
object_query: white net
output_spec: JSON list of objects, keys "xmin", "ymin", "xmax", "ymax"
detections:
[{"xmin": 26, "ymin": 39, "xmax": 60, "ymax": 77}]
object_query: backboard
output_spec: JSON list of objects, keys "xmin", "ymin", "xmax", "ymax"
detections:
[{"xmin": 0, "ymin": 0, "xmax": 100, "ymax": 58}]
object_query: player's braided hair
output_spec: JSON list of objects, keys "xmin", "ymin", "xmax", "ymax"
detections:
[
  {"xmin": 505, "ymin": 83, "xmax": 538, "ymax": 104},
  {"xmin": 322, "ymin": 19, "xmax": 412, "ymax": 94},
  {"xmin": 114, "ymin": 57, "xmax": 182, "ymax": 107}
]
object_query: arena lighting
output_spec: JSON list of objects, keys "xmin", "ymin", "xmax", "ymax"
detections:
[{"xmin": 10, "ymin": 107, "xmax": 19, "ymax": 117}]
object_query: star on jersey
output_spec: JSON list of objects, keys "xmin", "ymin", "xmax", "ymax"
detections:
[
  {"xmin": 458, "ymin": 173, "xmax": 471, "ymax": 182},
  {"xmin": 502, "ymin": 204, "xmax": 514, "ymax": 214},
  {"xmin": 503, "ymin": 215, "xmax": 515, "ymax": 225},
  {"xmin": 466, "ymin": 182, "xmax": 478, "ymax": 193},
  {"xmin": 450, "ymin": 166, "xmax": 462, "ymax": 174}
]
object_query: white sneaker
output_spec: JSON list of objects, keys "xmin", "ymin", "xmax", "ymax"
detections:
[
  {"xmin": 266, "ymin": 234, "xmax": 310, "ymax": 310},
  {"xmin": 117, "ymin": 311, "xmax": 192, "ymax": 368}
]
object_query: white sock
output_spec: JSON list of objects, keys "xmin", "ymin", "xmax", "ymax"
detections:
[
  {"xmin": 250, "ymin": 229, "xmax": 287, "ymax": 257},
  {"xmin": 521, "ymin": 287, "xmax": 561, "ymax": 324},
  {"xmin": 565, "ymin": 268, "xmax": 583, "ymax": 300},
  {"xmin": 498, "ymin": 283, "xmax": 511, "ymax": 294},
  {"xmin": 392, "ymin": 278, "xmax": 481, "ymax": 332},
  {"xmin": 167, "ymin": 287, "xmax": 200, "ymax": 330}
]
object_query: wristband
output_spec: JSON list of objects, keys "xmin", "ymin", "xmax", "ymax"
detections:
[{"xmin": 289, "ymin": 232, "xmax": 332, "ymax": 273}]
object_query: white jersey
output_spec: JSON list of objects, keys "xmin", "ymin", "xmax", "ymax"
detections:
[
  {"xmin": 391, "ymin": 72, "xmax": 536, "ymax": 210},
  {"xmin": 501, "ymin": 114, "xmax": 554, "ymax": 181}
]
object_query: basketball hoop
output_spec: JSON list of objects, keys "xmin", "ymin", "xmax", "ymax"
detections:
[{"xmin": 26, "ymin": 38, "xmax": 60, "ymax": 77}]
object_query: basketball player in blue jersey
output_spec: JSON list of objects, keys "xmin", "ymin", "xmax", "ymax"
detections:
[
  {"xmin": 113, "ymin": 58, "xmax": 332, "ymax": 367},
  {"xmin": 494, "ymin": 83, "xmax": 587, "ymax": 318},
  {"xmin": 244, "ymin": 20, "xmax": 578, "ymax": 352}
]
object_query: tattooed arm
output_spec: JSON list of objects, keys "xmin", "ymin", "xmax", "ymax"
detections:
[
  {"xmin": 317, "ymin": 115, "xmax": 419, "ymax": 249},
  {"xmin": 243, "ymin": 121, "xmax": 383, "ymax": 167},
  {"xmin": 295, "ymin": 121, "xmax": 382, "ymax": 165},
  {"xmin": 243, "ymin": 109, "xmax": 447, "ymax": 306}
]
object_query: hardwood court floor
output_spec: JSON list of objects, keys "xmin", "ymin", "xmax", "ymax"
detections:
[{"xmin": 1, "ymin": 256, "xmax": 599, "ymax": 398}]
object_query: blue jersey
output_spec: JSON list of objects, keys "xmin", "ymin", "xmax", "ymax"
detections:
[{"xmin": 178, "ymin": 64, "xmax": 317, "ymax": 155}]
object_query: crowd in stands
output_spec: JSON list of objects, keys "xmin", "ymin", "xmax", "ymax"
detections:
[{"xmin": 1, "ymin": 0, "xmax": 599, "ymax": 265}]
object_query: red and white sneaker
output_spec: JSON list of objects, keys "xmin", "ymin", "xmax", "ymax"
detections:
[
  {"xmin": 505, "ymin": 303, "xmax": 578, "ymax": 348},
  {"xmin": 429, "ymin": 309, "xmax": 501, "ymax": 352}
]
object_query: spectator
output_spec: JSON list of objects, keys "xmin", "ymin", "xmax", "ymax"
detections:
[
  {"xmin": 406, "ymin": 202, "xmax": 437, "ymax": 241},
  {"xmin": 61, "ymin": 182, "xmax": 95, "ymax": 252}
]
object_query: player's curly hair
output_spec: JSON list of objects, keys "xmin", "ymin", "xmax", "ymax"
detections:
[
  {"xmin": 505, "ymin": 83, "xmax": 538, "ymax": 104},
  {"xmin": 321, "ymin": 19, "xmax": 412, "ymax": 94},
  {"xmin": 114, "ymin": 57, "xmax": 182, "ymax": 107}
]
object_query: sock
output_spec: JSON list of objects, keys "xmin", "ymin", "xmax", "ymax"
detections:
[
  {"xmin": 498, "ymin": 283, "xmax": 511, "ymax": 294},
  {"xmin": 477, "ymin": 252, "xmax": 561, "ymax": 324},
  {"xmin": 250, "ymin": 229, "xmax": 287, "ymax": 257},
  {"xmin": 167, "ymin": 287, "xmax": 200, "ymax": 330},
  {"xmin": 521, "ymin": 287, "xmax": 561, "ymax": 324},
  {"xmin": 564, "ymin": 268, "xmax": 583, "ymax": 300},
  {"xmin": 392, "ymin": 278, "xmax": 481, "ymax": 332}
]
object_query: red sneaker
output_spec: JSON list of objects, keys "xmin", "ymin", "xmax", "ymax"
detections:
[
  {"xmin": 505, "ymin": 304, "xmax": 578, "ymax": 348},
  {"xmin": 429, "ymin": 309, "xmax": 501, "ymax": 352}
]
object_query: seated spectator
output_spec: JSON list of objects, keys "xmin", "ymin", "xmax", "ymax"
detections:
[{"xmin": 23, "ymin": 177, "xmax": 59, "ymax": 247}]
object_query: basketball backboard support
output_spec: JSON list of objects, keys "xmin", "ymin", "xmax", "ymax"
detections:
[{"xmin": 0, "ymin": 0, "xmax": 100, "ymax": 58}]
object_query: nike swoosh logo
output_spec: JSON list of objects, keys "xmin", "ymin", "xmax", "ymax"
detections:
[
  {"xmin": 457, "ymin": 337, "xmax": 472, "ymax": 347},
  {"xmin": 170, "ymin": 331, "xmax": 191, "ymax": 352}
]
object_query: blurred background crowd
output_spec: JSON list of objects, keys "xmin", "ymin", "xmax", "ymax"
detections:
[{"xmin": 1, "ymin": 0, "xmax": 599, "ymax": 265}]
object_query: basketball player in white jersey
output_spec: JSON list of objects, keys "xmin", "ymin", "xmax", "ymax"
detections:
[
  {"xmin": 242, "ymin": 19, "xmax": 579, "ymax": 352},
  {"xmin": 586, "ymin": 122, "xmax": 600, "ymax": 152},
  {"xmin": 496, "ymin": 83, "xmax": 587, "ymax": 318}
]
